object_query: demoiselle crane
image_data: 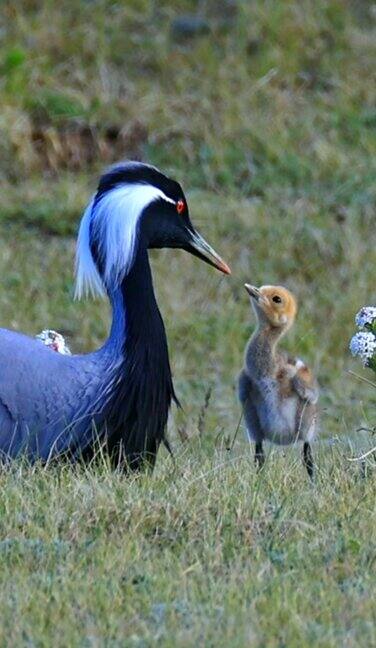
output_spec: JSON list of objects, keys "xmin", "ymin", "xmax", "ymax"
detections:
[{"xmin": 0, "ymin": 162, "xmax": 230, "ymax": 468}]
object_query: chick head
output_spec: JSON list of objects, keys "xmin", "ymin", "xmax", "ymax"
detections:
[{"xmin": 245, "ymin": 284, "xmax": 297, "ymax": 330}]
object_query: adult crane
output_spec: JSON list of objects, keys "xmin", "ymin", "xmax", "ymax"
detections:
[{"xmin": 0, "ymin": 162, "xmax": 230, "ymax": 468}]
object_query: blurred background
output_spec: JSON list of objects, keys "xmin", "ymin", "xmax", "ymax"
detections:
[{"xmin": 1, "ymin": 0, "xmax": 375, "ymax": 448}]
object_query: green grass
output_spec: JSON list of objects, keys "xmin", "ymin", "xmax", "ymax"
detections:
[
  {"xmin": 0, "ymin": 0, "xmax": 376, "ymax": 644},
  {"xmin": 0, "ymin": 446, "xmax": 375, "ymax": 646}
]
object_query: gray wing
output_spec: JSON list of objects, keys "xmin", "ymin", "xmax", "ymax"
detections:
[
  {"xmin": 289, "ymin": 361, "xmax": 318, "ymax": 439},
  {"xmin": 238, "ymin": 370, "xmax": 263, "ymax": 443},
  {"xmin": 0, "ymin": 328, "xmax": 111, "ymax": 461},
  {"xmin": 291, "ymin": 371, "xmax": 319, "ymax": 405},
  {"xmin": 292, "ymin": 378, "xmax": 319, "ymax": 405}
]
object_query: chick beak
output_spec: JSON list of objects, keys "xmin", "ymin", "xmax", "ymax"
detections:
[
  {"xmin": 187, "ymin": 231, "xmax": 231, "ymax": 275},
  {"xmin": 244, "ymin": 284, "xmax": 261, "ymax": 301}
]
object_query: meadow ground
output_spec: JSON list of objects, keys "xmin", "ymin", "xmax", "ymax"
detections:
[{"xmin": 0, "ymin": 0, "xmax": 375, "ymax": 645}]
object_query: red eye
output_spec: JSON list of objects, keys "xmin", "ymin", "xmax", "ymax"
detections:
[{"xmin": 176, "ymin": 199, "xmax": 185, "ymax": 215}]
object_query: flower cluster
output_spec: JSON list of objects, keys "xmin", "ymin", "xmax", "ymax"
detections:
[
  {"xmin": 36, "ymin": 329, "xmax": 71, "ymax": 355},
  {"xmin": 355, "ymin": 306, "xmax": 376, "ymax": 329},
  {"xmin": 350, "ymin": 306, "xmax": 376, "ymax": 370},
  {"xmin": 350, "ymin": 332, "xmax": 376, "ymax": 365}
]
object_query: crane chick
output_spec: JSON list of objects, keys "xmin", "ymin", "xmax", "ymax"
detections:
[{"xmin": 238, "ymin": 284, "xmax": 319, "ymax": 477}]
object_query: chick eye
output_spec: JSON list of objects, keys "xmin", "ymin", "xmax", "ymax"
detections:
[
  {"xmin": 176, "ymin": 199, "xmax": 185, "ymax": 215},
  {"xmin": 272, "ymin": 295, "xmax": 282, "ymax": 303}
]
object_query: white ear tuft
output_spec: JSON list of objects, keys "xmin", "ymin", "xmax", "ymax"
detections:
[
  {"xmin": 74, "ymin": 183, "xmax": 174, "ymax": 299},
  {"xmin": 74, "ymin": 199, "xmax": 105, "ymax": 299}
]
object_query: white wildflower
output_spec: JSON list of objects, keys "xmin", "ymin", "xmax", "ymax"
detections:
[
  {"xmin": 36, "ymin": 330, "xmax": 71, "ymax": 355},
  {"xmin": 355, "ymin": 306, "xmax": 376, "ymax": 328},
  {"xmin": 349, "ymin": 331, "xmax": 376, "ymax": 365}
]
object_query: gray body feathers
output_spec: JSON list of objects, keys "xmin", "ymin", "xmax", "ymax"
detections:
[
  {"xmin": 239, "ymin": 346, "xmax": 318, "ymax": 446},
  {"xmin": 0, "ymin": 328, "xmax": 118, "ymax": 461}
]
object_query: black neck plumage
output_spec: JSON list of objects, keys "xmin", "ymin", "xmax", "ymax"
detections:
[{"xmin": 104, "ymin": 247, "xmax": 176, "ymax": 469}]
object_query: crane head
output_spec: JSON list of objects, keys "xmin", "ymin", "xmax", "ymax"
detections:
[{"xmin": 75, "ymin": 162, "xmax": 230, "ymax": 298}]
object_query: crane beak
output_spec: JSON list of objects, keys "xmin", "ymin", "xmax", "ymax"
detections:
[{"xmin": 187, "ymin": 231, "xmax": 231, "ymax": 275}]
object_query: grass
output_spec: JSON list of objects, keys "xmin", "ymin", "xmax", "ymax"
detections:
[
  {"xmin": 0, "ymin": 446, "xmax": 375, "ymax": 646},
  {"xmin": 0, "ymin": 0, "xmax": 376, "ymax": 644}
]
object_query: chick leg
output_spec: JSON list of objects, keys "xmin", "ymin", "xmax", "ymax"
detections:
[
  {"xmin": 255, "ymin": 442, "xmax": 265, "ymax": 470},
  {"xmin": 302, "ymin": 441, "xmax": 314, "ymax": 478}
]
